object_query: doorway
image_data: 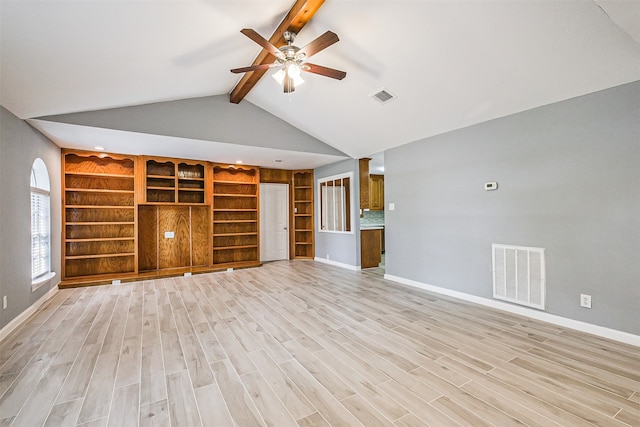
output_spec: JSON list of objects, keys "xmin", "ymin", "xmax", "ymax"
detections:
[{"xmin": 260, "ymin": 183, "xmax": 289, "ymax": 261}]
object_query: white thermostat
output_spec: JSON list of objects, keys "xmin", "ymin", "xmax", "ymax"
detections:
[{"xmin": 484, "ymin": 182, "xmax": 498, "ymax": 191}]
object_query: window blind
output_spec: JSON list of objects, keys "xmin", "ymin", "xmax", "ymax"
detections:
[{"xmin": 31, "ymin": 189, "xmax": 50, "ymax": 279}]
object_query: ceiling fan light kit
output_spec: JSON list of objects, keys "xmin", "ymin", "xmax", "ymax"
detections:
[{"xmin": 231, "ymin": 28, "xmax": 346, "ymax": 94}]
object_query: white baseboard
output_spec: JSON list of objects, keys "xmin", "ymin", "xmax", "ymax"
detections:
[
  {"xmin": 314, "ymin": 257, "xmax": 361, "ymax": 271},
  {"xmin": 0, "ymin": 285, "xmax": 59, "ymax": 343},
  {"xmin": 384, "ymin": 274, "xmax": 640, "ymax": 348}
]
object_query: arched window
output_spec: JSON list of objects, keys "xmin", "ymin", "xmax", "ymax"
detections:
[{"xmin": 31, "ymin": 158, "xmax": 52, "ymax": 282}]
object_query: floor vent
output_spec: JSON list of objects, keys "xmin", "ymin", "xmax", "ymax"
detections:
[
  {"xmin": 370, "ymin": 88, "xmax": 397, "ymax": 104},
  {"xmin": 492, "ymin": 244, "xmax": 546, "ymax": 310}
]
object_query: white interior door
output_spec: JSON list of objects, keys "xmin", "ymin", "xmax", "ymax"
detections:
[{"xmin": 260, "ymin": 183, "xmax": 289, "ymax": 261}]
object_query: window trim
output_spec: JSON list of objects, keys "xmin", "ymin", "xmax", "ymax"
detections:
[
  {"xmin": 30, "ymin": 158, "xmax": 54, "ymax": 290},
  {"xmin": 317, "ymin": 172, "xmax": 354, "ymax": 234}
]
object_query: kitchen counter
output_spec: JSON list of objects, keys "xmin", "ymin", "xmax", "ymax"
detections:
[{"xmin": 360, "ymin": 224, "xmax": 384, "ymax": 230}]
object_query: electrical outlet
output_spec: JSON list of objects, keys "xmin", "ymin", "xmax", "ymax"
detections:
[
  {"xmin": 112, "ymin": 279, "xmax": 121, "ymax": 285},
  {"xmin": 580, "ymin": 294, "xmax": 592, "ymax": 309},
  {"xmin": 326, "ymin": 254, "xmax": 330, "ymax": 260},
  {"xmin": 2, "ymin": 296, "xmax": 7, "ymax": 310},
  {"xmin": 184, "ymin": 272, "xmax": 192, "ymax": 277}
]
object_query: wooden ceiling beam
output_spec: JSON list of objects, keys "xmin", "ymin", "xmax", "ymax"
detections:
[{"xmin": 229, "ymin": 0, "xmax": 326, "ymax": 104}]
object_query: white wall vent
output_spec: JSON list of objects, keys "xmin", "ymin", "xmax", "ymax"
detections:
[
  {"xmin": 370, "ymin": 88, "xmax": 397, "ymax": 104},
  {"xmin": 492, "ymin": 244, "xmax": 546, "ymax": 310}
]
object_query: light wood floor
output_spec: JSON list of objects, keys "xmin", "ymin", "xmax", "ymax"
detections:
[{"xmin": 1, "ymin": 261, "xmax": 639, "ymax": 426}]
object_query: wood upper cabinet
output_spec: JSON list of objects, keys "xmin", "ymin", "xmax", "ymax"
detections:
[
  {"xmin": 139, "ymin": 156, "xmax": 210, "ymax": 204},
  {"xmin": 369, "ymin": 174, "xmax": 384, "ymax": 211},
  {"xmin": 359, "ymin": 158, "xmax": 370, "ymax": 210}
]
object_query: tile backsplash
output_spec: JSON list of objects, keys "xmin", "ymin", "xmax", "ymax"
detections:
[{"xmin": 360, "ymin": 210, "xmax": 385, "ymax": 225}]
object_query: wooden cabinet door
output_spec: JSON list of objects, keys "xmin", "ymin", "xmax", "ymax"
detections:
[
  {"xmin": 158, "ymin": 206, "xmax": 191, "ymax": 269},
  {"xmin": 370, "ymin": 175, "xmax": 384, "ymax": 210}
]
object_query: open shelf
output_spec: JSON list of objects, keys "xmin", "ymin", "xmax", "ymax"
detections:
[
  {"xmin": 292, "ymin": 170, "xmax": 315, "ymax": 259},
  {"xmin": 63, "ymin": 151, "xmax": 137, "ymax": 279},
  {"xmin": 143, "ymin": 157, "xmax": 207, "ymax": 204},
  {"xmin": 212, "ymin": 165, "xmax": 260, "ymax": 267}
]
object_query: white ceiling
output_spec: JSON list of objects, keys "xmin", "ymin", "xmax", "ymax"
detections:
[{"xmin": 2, "ymin": 0, "xmax": 639, "ymax": 167}]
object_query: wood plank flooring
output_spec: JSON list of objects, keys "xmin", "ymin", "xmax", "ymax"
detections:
[{"xmin": 1, "ymin": 260, "xmax": 639, "ymax": 426}]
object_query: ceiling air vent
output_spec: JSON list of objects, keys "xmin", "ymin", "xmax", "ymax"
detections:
[{"xmin": 370, "ymin": 88, "xmax": 397, "ymax": 105}]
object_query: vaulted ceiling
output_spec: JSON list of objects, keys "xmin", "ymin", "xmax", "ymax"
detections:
[{"xmin": 1, "ymin": 1, "xmax": 639, "ymax": 169}]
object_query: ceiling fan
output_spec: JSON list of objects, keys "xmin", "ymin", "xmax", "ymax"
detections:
[{"xmin": 231, "ymin": 29, "xmax": 346, "ymax": 93}]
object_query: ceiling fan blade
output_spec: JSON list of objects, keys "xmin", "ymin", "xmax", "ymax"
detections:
[
  {"xmin": 303, "ymin": 63, "xmax": 346, "ymax": 80},
  {"xmin": 230, "ymin": 63, "xmax": 276, "ymax": 74},
  {"xmin": 240, "ymin": 28, "xmax": 282, "ymax": 58},
  {"xmin": 283, "ymin": 75, "xmax": 295, "ymax": 93},
  {"xmin": 297, "ymin": 31, "xmax": 339, "ymax": 59}
]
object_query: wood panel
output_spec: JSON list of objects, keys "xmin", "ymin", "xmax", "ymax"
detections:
[
  {"xmin": 260, "ymin": 168, "xmax": 292, "ymax": 184},
  {"xmin": 138, "ymin": 205, "xmax": 210, "ymax": 272},
  {"xmin": 137, "ymin": 205, "xmax": 158, "ymax": 272},
  {"xmin": 66, "ymin": 207, "xmax": 134, "ymax": 223},
  {"xmin": 191, "ymin": 206, "xmax": 210, "ymax": 267},
  {"xmin": 65, "ymin": 175, "xmax": 134, "ymax": 191},
  {"xmin": 158, "ymin": 206, "xmax": 191, "ymax": 270},
  {"xmin": 65, "ymin": 191, "xmax": 134, "ymax": 207},
  {"xmin": 65, "ymin": 256, "xmax": 136, "ymax": 277},
  {"xmin": 66, "ymin": 240, "xmax": 135, "ymax": 257},
  {"xmin": 64, "ymin": 153, "xmax": 135, "ymax": 175},
  {"xmin": 66, "ymin": 224, "xmax": 135, "ymax": 240}
]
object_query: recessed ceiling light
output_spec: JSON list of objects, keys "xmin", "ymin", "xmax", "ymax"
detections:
[
  {"xmin": 94, "ymin": 146, "xmax": 105, "ymax": 151},
  {"xmin": 273, "ymin": 159, "xmax": 283, "ymax": 163},
  {"xmin": 236, "ymin": 160, "xmax": 243, "ymax": 164}
]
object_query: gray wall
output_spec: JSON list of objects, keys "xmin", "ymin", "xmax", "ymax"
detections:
[
  {"xmin": 36, "ymin": 95, "xmax": 346, "ymax": 156},
  {"xmin": 385, "ymin": 81, "xmax": 640, "ymax": 335},
  {"xmin": 0, "ymin": 107, "xmax": 61, "ymax": 330},
  {"xmin": 314, "ymin": 159, "xmax": 361, "ymax": 267}
]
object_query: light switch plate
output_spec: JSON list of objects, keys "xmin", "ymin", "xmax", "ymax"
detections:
[
  {"xmin": 389, "ymin": 203, "xmax": 395, "ymax": 211},
  {"xmin": 484, "ymin": 182, "xmax": 498, "ymax": 191}
]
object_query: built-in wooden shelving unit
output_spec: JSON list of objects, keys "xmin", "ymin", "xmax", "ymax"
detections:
[
  {"xmin": 137, "ymin": 156, "xmax": 211, "ymax": 275},
  {"xmin": 142, "ymin": 157, "xmax": 208, "ymax": 204},
  {"xmin": 292, "ymin": 170, "xmax": 314, "ymax": 259},
  {"xmin": 60, "ymin": 153, "xmax": 314, "ymax": 287},
  {"xmin": 62, "ymin": 151, "xmax": 137, "ymax": 279},
  {"xmin": 212, "ymin": 165, "xmax": 261, "ymax": 268}
]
